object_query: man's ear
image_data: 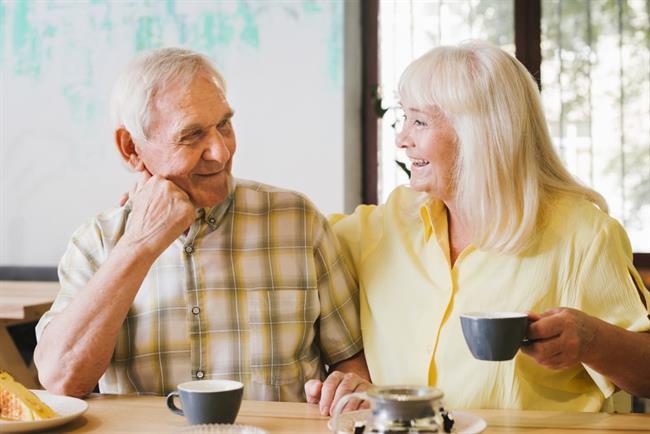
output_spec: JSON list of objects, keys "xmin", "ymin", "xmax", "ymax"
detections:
[{"xmin": 115, "ymin": 128, "xmax": 144, "ymax": 171}]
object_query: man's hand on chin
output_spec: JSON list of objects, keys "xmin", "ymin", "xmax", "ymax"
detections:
[{"xmin": 120, "ymin": 170, "xmax": 195, "ymax": 255}]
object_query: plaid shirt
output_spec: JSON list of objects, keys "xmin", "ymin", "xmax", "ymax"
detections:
[{"xmin": 36, "ymin": 179, "xmax": 362, "ymax": 401}]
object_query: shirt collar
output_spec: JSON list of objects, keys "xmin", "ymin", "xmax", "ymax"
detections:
[
  {"xmin": 418, "ymin": 197, "xmax": 447, "ymax": 242},
  {"xmin": 200, "ymin": 176, "xmax": 237, "ymax": 229}
]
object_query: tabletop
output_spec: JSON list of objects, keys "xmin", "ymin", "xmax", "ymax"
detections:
[
  {"xmin": 0, "ymin": 280, "xmax": 59, "ymax": 321},
  {"xmin": 43, "ymin": 395, "xmax": 650, "ymax": 433},
  {"xmin": 2, "ymin": 281, "xmax": 649, "ymax": 432}
]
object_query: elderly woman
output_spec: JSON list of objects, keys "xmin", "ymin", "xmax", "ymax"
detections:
[{"xmin": 330, "ymin": 41, "xmax": 650, "ymax": 411}]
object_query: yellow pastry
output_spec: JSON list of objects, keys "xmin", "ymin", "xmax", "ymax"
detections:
[{"xmin": 0, "ymin": 371, "xmax": 58, "ymax": 421}]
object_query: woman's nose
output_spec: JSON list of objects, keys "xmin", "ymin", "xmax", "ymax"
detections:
[{"xmin": 395, "ymin": 130, "xmax": 413, "ymax": 149}]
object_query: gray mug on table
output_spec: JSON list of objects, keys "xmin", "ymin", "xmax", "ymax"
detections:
[
  {"xmin": 460, "ymin": 312, "xmax": 530, "ymax": 361},
  {"xmin": 166, "ymin": 379, "xmax": 244, "ymax": 425}
]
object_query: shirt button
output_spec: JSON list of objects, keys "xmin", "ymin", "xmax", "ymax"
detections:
[
  {"xmin": 191, "ymin": 306, "xmax": 200, "ymax": 315},
  {"xmin": 208, "ymin": 217, "xmax": 216, "ymax": 225},
  {"xmin": 196, "ymin": 370, "xmax": 205, "ymax": 379},
  {"xmin": 184, "ymin": 245, "xmax": 194, "ymax": 254}
]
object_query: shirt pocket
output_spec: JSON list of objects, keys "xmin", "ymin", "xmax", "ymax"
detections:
[
  {"xmin": 247, "ymin": 363, "xmax": 308, "ymax": 402},
  {"xmin": 250, "ymin": 360, "xmax": 302, "ymax": 386},
  {"xmin": 246, "ymin": 289, "xmax": 320, "ymax": 391}
]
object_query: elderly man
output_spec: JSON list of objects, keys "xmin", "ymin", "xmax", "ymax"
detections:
[{"xmin": 34, "ymin": 47, "xmax": 368, "ymax": 415}]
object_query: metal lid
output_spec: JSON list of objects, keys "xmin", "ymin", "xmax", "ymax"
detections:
[{"xmin": 367, "ymin": 385, "xmax": 444, "ymax": 402}]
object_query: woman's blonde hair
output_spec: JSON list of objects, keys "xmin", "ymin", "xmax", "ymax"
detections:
[{"xmin": 398, "ymin": 41, "xmax": 607, "ymax": 254}]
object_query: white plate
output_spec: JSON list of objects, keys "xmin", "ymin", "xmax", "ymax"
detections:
[
  {"xmin": 328, "ymin": 409, "xmax": 486, "ymax": 434},
  {"xmin": 0, "ymin": 390, "xmax": 88, "ymax": 433}
]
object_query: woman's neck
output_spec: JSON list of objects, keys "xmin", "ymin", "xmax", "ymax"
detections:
[{"xmin": 444, "ymin": 201, "xmax": 472, "ymax": 266}]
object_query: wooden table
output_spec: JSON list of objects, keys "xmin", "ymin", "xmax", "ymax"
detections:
[
  {"xmin": 0, "ymin": 281, "xmax": 59, "ymax": 388},
  {"xmin": 44, "ymin": 395, "xmax": 650, "ymax": 433}
]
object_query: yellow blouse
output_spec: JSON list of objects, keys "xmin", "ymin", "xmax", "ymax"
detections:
[{"xmin": 331, "ymin": 186, "xmax": 650, "ymax": 411}]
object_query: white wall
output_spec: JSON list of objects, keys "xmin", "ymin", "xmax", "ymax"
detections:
[{"xmin": 0, "ymin": 0, "xmax": 362, "ymax": 266}]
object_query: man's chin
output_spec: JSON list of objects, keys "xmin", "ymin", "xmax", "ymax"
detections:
[
  {"xmin": 189, "ymin": 191, "xmax": 228, "ymax": 208},
  {"xmin": 188, "ymin": 175, "xmax": 232, "ymax": 208},
  {"xmin": 190, "ymin": 186, "xmax": 232, "ymax": 208}
]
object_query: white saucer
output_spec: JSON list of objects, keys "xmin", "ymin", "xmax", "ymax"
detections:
[
  {"xmin": 0, "ymin": 390, "xmax": 88, "ymax": 433},
  {"xmin": 328, "ymin": 409, "xmax": 486, "ymax": 434}
]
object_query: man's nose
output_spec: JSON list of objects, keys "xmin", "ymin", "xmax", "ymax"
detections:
[{"xmin": 204, "ymin": 129, "xmax": 231, "ymax": 162}]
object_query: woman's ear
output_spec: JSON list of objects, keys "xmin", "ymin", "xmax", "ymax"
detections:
[{"xmin": 115, "ymin": 128, "xmax": 144, "ymax": 171}]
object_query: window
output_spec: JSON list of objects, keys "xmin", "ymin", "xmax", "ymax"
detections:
[{"xmin": 541, "ymin": 0, "xmax": 650, "ymax": 253}]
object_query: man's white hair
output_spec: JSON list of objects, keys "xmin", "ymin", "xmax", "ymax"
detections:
[
  {"xmin": 398, "ymin": 41, "xmax": 607, "ymax": 254},
  {"xmin": 111, "ymin": 47, "xmax": 226, "ymax": 142}
]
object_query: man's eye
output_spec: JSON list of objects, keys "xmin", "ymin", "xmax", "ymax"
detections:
[
  {"xmin": 181, "ymin": 131, "xmax": 204, "ymax": 142},
  {"xmin": 217, "ymin": 119, "xmax": 231, "ymax": 130},
  {"xmin": 414, "ymin": 119, "xmax": 427, "ymax": 127}
]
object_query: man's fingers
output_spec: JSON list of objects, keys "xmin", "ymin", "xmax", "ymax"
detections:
[
  {"xmin": 118, "ymin": 193, "xmax": 129, "ymax": 207},
  {"xmin": 137, "ymin": 169, "xmax": 153, "ymax": 188},
  {"xmin": 319, "ymin": 372, "xmax": 344, "ymax": 416},
  {"xmin": 304, "ymin": 379, "xmax": 322, "ymax": 404},
  {"xmin": 130, "ymin": 169, "xmax": 155, "ymax": 199}
]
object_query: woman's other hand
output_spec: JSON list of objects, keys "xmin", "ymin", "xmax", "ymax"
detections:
[{"xmin": 522, "ymin": 307, "xmax": 600, "ymax": 370}]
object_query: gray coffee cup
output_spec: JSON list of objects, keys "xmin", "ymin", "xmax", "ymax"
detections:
[
  {"xmin": 460, "ymin": 312, "xmax": 529, "ymax": 361},
  {"xmin": 166, "ymin": 380, "xmax": 244, "ymax": 425}
]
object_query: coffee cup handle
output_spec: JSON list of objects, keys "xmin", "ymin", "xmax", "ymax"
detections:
[
  {"xmin": 331, "ymin": 392, "xmax": 368, "ymax": 432},
  {"xmin": 522, "ymin": 316, "xmax": 536, "ymax": 346},
  {"xmin": 166, "ymin": 391, "xmax": 184, "ymax": 416}
]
